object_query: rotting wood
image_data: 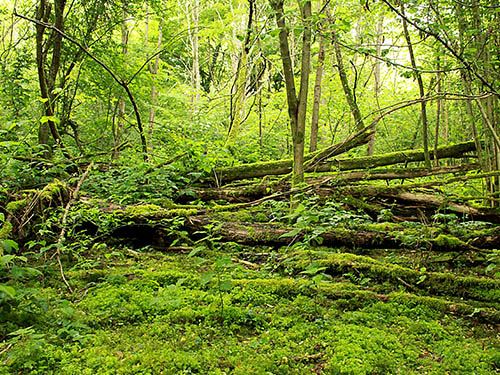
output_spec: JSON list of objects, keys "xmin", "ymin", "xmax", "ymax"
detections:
[
  {"xmin": 190, "ymin": 164, "xmax": 479, "ymax": 203},
  {"xmin": 205, "ymin": 127, "xmax": 374, "ymax": 184},
  {"xmin": 206, "ymin": 141, "xmax": 475, "ymax": 184}
]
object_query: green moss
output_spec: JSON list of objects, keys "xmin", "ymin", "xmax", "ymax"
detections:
[
  {"xmin": 0, "ymin": 221, "xmax": 12, "ymax": 240},
  {"xmin": 6, "ymin": 199, "xmax": 27, "ymax": 211},
  {"xmin": 288, "ymin": 250, "xmax": 500, "ymax": 303},
  {"xmin": 167, "ymin": 208, "xmax": 198, "ymax": 216},
  {"xmin": 125, "ymin": 204, "xmax": 197, "ymax": 218},
  {"xmin": 361, "ymin": 222, "xmax": 403, "ymax": 232},
  {"xmin": 254, "ymin": 212, "xmax": 268, "ymax": 222},
  {"xmin": 213, "ymin": 209, "xmax": 254, "ymax": 222},
  {"xmin": 432, "ymin": 234, "xmax": 466, "ymax": 248},
  {"xmin": 39, "ymin": 179, "xmax": 66, "ymax": 200},
  {"xmin": 149, "ymin": 198, "xmax": 198, "ymax": 210}
]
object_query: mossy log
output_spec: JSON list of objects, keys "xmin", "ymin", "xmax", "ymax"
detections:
[
  {"xmin": 332, "ymin": 185, "xmax": 500, "ymax": 223},
  {"xmin": 319, "ymin": 163, "xmax": 479, "ymax": 184},
  {"xmin": 287, "ymin": 252, "xmax": 500, "ymax": 304},
  {"xmin": 206, "ymin": 129, "xmax": 374, "ymax": 184},
  {"xmin": 181, "ymin": 216, "xmax": 500, "ymax": 251},
  {"xmin": 7, "ymin": 180, "xmax": 70, "ymax": 239},
  {"xmin": 314, "ymin": 141, "xmax": 476, "ymax": 171},
  {"xmin": 190, "ymin": 164, "xmax": 479, "ymax": 203},
  {"xmin": 208, "ymin": 141, "xmax": 476, "ymax": 183}
]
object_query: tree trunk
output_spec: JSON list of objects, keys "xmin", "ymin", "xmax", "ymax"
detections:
[
  {"xmin": 367, "ymin": 13, "xmax": 384, "ymax": 156},
  {"xmin": 115, "ymin": 6, "xmax": 128, "ymax": 159},
  {"xmin": 226, "ymin": 0, "xmax": 255, "ymax": 146},
  {"xmin": 309, "ymin": 1, "xmax": 326, "ymax": 153},
  {"xmin": 271, "ymin": 0, "xmax": 312, "ymax": 192},
  {"xmin": 434, "ymin": 53, "xmax": 442, "ymax": 167},
  {"xmin": 35, "ymin": 0, "xmax": 70, "ymax": 159},
  {"xmin": 192, "ymin": 0, "xmax": 200, "ymax": 106},
  {"xmin": 147, "ymin": 13, "xmax": 163, "ymax": 153},
  {"xmin": 331, "ymin": 26, "xmax": 364, "ymax": 132},
  {"xmin": 401, "ymin": 4, "xmax": 431, "ymax": 169}
]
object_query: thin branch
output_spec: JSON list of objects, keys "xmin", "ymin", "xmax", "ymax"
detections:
[{"xmin": 380, "ymin": 0, "xmax": 498, "ymax": 95}]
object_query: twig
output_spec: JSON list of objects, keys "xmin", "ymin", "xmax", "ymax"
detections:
[
  {"xmin": 56, "ymin": 162, "xmax": 94, "ymax": 293},
  {"xmin": 231, "ymin": 257, "xmax": 259, "ymax": 269}
]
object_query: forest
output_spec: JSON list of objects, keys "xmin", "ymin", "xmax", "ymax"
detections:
[{"xmin": 1, "ymin": 0, "xmax": 500, "ymax": 373}]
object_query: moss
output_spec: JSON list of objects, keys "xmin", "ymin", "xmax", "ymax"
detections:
[
  {"xmin": 212, "ymin": 209, "xmax": 269, "ymax": 223},
  {"xmin": 254, "ymin": 212, "xmax": 268, "ymax": 222},
  {"xmin": 166, "ymin": 208, "xmax": 198, "ymax": 217},
  {"xmin": 210, "ymin": 203, "xmax": 247, "ymax": 212},
  {"xmin": 39, "ymin": 179, "xmax": 66, "ymax": 200},
  {"xmin": 125, "ymin": 204, "xmax": 197, "ymax": 218},
  {"xmin": 149, "ymin": 198, "xmax": 198, "ymax": 210},
  {"xmin": 213, "ymin": 210, "xmax": 254, "ymax": 223},
  {"xmin": 432, "ymin": 234, "xmax": 466, "ymax": 249},
  {"xmin": 6, "ymin": 199, "xmax": 27, "ymax": 212},
  {"xmin": 0, "ymin": 220, "xmax": 12, "ymax": 240},
  {"xmin": 361, "ymin": 222, "xmax": 403, "ymax": 232},
  {"xmin": 288, "ymin": 251, "xmax": 500, "ymax": 303}
]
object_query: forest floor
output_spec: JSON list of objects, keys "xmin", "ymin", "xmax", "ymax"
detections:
[{"xmin": 1, "ymin": 198, "xmax": 500, "ymax": 374}]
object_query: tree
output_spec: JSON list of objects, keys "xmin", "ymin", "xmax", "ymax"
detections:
[{"xmin": 270, "ymin": 0, "xmax": 312, "ymax": 191}]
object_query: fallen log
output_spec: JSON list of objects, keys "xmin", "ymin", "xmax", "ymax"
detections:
[
  {"xmin": 181, "ymin": 216, "xmax": 499, "ymax": 251},
  {"xmin": 189, "ymin": 164, "xmax": 480, "ymax": 203},
  {"xmin": 207, "ymin": 128, "xmax": 374, "ymax": 184},
  {"xmin": 207, "ymin": 141, "xmax": 476, "ymax": 183},
  {"xmin": 286, "ymin": 251, "xmax": 500, "ymax": 304},
  {"xmin": 313, "ymin": 141, "xmax": 476, "ymax": 172},
  {"xmin": 321, "ymin": 163, "xmax": 480, "ymax": 184}
]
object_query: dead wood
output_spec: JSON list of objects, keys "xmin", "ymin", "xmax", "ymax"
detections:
[
  {"xmin": 190, "ymin": 164, "xmax": 480, "ymax": 203},
  {"xmin": 181, "ymin": 216, "xmax": 498, "ymax": 251},
  {"xmin": 202, "ymin": 140, "xmax": 475, "ymax": 184}
]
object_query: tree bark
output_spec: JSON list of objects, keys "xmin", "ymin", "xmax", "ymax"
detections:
[
  {"xmin": 367, "ymin": 13, "xmax": 384, "ymax": 156},
  {"xmin": 146, "ymin": 13, "xmax": 163, "ymax": 153},
  {"xmin": 115, "ymin": 6, "xmax": 128, "ymax": 159},
  {"xmin": 35, "ymin": 0, "xmax": 70, "ymax": 159},
  {"xmin": 309, "ymin": 1, "xmax": 326, "ymax": 153},
  {"xmin": 192, "ymin": 0, "xmax": 200, "ymax": 105},
  {"xmin": 226, "ymin": 0, "xmax": 255, "ymax": 146},
  {"xmin": 270, "ymin": 0, "xmax": 312, "ymax": 198},
  {"xmin": 329, "ymin": 12, "xmax": 364, "ymax": 132},
  {"xmin": 401, "ymin": 4, "xmax": 431, "ymax": 168},
  {"xmin": 208, "ymin": 140, "xmax": 475, "ymax": 183}
]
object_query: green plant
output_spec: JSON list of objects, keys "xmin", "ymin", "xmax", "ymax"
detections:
[
  {"xmin": 188, "ymin": 224, "xmax": 234, "ymax": 318},
  {"xmin": 486, "ymin": 250, "xmax": 500, "ymax": 279}
]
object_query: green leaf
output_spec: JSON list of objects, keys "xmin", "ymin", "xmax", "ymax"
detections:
[
  {"xmin": 0, "ymin": 284, "xmax": 16, "ymax": 298},
  {"xmin": 188, "ymin": 247, "xmax": 202, "ymax": 257},
  {"xmin": 312, "ymin": 274, "xmax": 324, "ymax": 284},
  {"xmin": 1, "ymin": 240, "xmax": 19, "ymax": 252},
  {"xmin": 200, "ymin": 271, "xmax": 215, "ymax": 286},
  {"xmin": 215, "ymin": 255, "xmax": 232, "ymax": 268},
  {"xmin": 279, "ymin": 228, "xmax": 302, "ymax": 238},
  {"xmin": 219, "ymin": 279, "xmax": 232, "ymax": 291},
  {"xmin": 40, "ymin": 116, "xmax": 60, "ymax": 124},
  {"xmin": 0, "ymin": 254, "xmax": 15, "ymax": 266}
]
